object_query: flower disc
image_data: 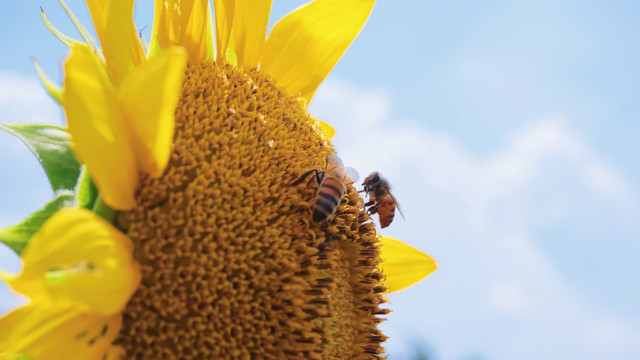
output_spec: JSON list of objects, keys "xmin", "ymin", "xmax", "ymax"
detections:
[{"xmin": 115, "ymin": 62, "xmax": 388, "ymax": 359}]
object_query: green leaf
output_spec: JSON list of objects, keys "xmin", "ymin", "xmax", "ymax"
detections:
[
  {"xmin": 0, "ymin": 123, "xmax": 81, "ymax": 192},
  {"xmin": 0, "ymin": 191, "xmax": 74, "ymax": 255}
]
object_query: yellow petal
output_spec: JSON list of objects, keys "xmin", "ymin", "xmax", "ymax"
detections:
[
  {"xmin": 10, "ymin": 208, "xmax": 140, "ymax": 315},
  {"xmin": 225, "ymin": 41, "xmax": 238, "ymax": 65},
  {"xmin": 213, "ymin": 0, "xmax": 235, "ymax": 63},
  {"xmin": 379, "ymin": 236, "xmax": 437, "ymax": 293},
  {"xmin": 86, "ymin": 0, "xmax": 146, "ymax": 86},
  {"xmin": 313, "ymin": 117, "xmax": 336, "ymax": 140},
  {"xmin": 84, "ymin": 0, "xmax": 108, "ymax": 47},
  {"xmin": 231, "ymin": 0, "xmax": 272, "ymax": 68},
  {"xmin": 261, "ymin": 0, "xmax": 375, "ymax": 103},
  {"xmin": 151, "ymin": 0, "xmax": 214, "ymax": 60},
  {"xmin": 62, "ymin": 43, "xmax": 138, "ymax": 210},
  {"xmin": 120, "ymin": 47, "xmax": 187, "ymax": 177},
  {"xmin": 0, "ymin": 302, "xmax": 121, "ymax": 360}
]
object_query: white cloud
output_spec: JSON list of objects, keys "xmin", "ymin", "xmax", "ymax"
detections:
[
  {"xmin": 310, "ymin": 78, "xmax": 640, "ymax": 360},
  {"xmin": 585, "ymin": 317, "xmax": 640, "ymax": 349},
  {"xmin": 312, "ymin": 78, "xmax": 392, "ymax": 127},
  {"xmin": 0, "ymin": 72, "xmax": 62, "ymax": 127}
]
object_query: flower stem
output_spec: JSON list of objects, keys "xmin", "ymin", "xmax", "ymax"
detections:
[{"xmin": 92, "ymin": 195, "xmax": 116, "ymax": 223}]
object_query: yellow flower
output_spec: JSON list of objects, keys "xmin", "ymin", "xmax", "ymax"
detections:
[
  {"xmin": 22, "ymin": 0, "xmax": 438, "ymax": 358},
  {"xmin": 0, "ymin": 208, "xmax": 140, "ymax": 359},
  {"xmin": 40, "ymin": 0, "xmax": 187, "ymax": 210},
  {"xmin": 63, "ymin": 44, "xmax": 187, "ymax": 210}
]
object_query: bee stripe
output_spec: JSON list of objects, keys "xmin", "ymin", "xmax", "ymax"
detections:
[
  {"xmin": 318, "ymin": 192, "xmax": 339, "ymax": 207},
  {"xmin": 381, "ymin": 211, "xmax": 394, "ymax": 222},
  {"xmin": 322, "ymin": 183, "xmax": 344, "ymax": 198},
  {"xmin": 312, "ymin": 210, "xmax": 329, "ymax": 222},
  {"xmin": 315, "ymin": 197, "xmax": 336, "ymax": 215},
  {"xmin": 322, "ymin": 178, "xmax": 345, "ymax": 197},
  {"xmin": 310, "ymin": 173, "xmax": 346, "ymax": 222}
]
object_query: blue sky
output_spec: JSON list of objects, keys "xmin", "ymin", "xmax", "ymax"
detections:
[{"xmin": 1, "ymin": 1, "xmax": 639, "ymax": 359}]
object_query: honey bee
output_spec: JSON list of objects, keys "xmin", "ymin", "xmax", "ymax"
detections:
[
  {"xmin": 361, "ymin": 172, "xmax": 404, "ymax": 228},
  {"xmin": 291, "ymin": 153, "xmax": 359, "ymax": 223}
]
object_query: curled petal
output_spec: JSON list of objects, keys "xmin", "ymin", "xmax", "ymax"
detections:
[
  {"xmin": 379, "ymin": 236, "xmax": 437, "ymax": 293},
  {"xmin": 0, "ymin": 302, "xmax": 121, "ymax": 360},
  {"xmin": 120, "ymin": 47, "xmax": 187, "ymax": 177},
  {"xmin": 9, "ymin": 208, "xmax": 140, "ymax": 315},
  {"xmin": 262, "ymin": 0, "xmax": 375, "ymax": 103},
  {"xmin": 63, "ymin": 43, "xmax": 138, "ymax": 210}
]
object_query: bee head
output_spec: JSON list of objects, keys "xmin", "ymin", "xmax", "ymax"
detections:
[
  {"xmin": 369, "ymin": 172, "xmax": 381, "ymax": 183},
  {"xmin": 363, "ymin": 172, "xmax": 381, "ymax": 189}
]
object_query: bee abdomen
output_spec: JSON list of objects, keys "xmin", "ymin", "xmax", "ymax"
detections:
[
  {"xmin": 379, "ymin": 210, "xmax": 395, "ymax": 228},
  {"xmin": 378, "ymin": 197, "xmax": 396, "ymax": 228},
  {"xmin": 312, "ymin": 197, "xmax": 336, "ymax": 222},
  {"xmin": 313, "ymin": 177, "xmax": 345, "ymax": 222}
]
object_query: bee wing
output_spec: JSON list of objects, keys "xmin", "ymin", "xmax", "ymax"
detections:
[
  {"xmin": 344, "ymin": 167, "xmax": 359, "ymax": 185},
  {"xmin": 325, "ymin": 153, "xmax": 345, "ymax": 177},
  {"xmin": 326, "ymin": 153, "xmax": 344, "ymax": 170},
  {"xmin": 388, "ymin": 192, "xmax": 405, "ymax": 220},
  {"xmin": 326, "ymin": 153, "xmax": 358, "ymax": 184}
]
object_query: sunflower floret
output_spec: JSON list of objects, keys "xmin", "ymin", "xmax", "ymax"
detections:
[{"xmin": 115, "ymin": 62, "xmax": 388, "ymax": 359}]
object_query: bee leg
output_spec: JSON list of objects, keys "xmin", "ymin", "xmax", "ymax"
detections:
[
  {"xmin": 313, "ymin": 170, "xmax": 325, "ymax": 185},
  {"xmin": 367, "ymin": 203, "xmax": 379, "ymax": 215},
  {"xmin": 364, "ymin": 199, "xmax": 375, "ymax": 207},
  {"xmin": 290, "ymin": 169, "xmax": 324, "ymax": 186}
]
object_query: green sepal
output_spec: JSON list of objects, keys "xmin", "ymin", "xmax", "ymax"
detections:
[
  {"xmin": 0, "ymin": 123, "xmax": 81, "ymax": 193},
  {"xmin": 76, "ymin": 167, "xmax": 98, "ymax": 209},
  {"xmin": 0, "ymin": 191, "xmax": 74, "ymax": 255},
  {"xmin": 92, "ymin": 195, "xmax": 116, "ymax": 223},
  {"xmin": 33, "ymin": 57, "xmax": 64, "ymax": 103},
  {"xmin": 147, "ymin": 34, "xmax": 161, "ymax": 58}
]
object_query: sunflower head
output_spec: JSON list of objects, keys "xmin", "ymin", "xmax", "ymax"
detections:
[
  {"xmin": 113, "ymin": 61, "xmax": 389, "ymax": 358},
  {"xmin": 0, "ymin": 1, "xmax": 437, "ymax": 359}
]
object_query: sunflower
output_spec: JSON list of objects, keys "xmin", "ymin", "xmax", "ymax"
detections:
[{"xmin": 0, "ymin": 1, "xmax": 437, "ymax": 359}]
